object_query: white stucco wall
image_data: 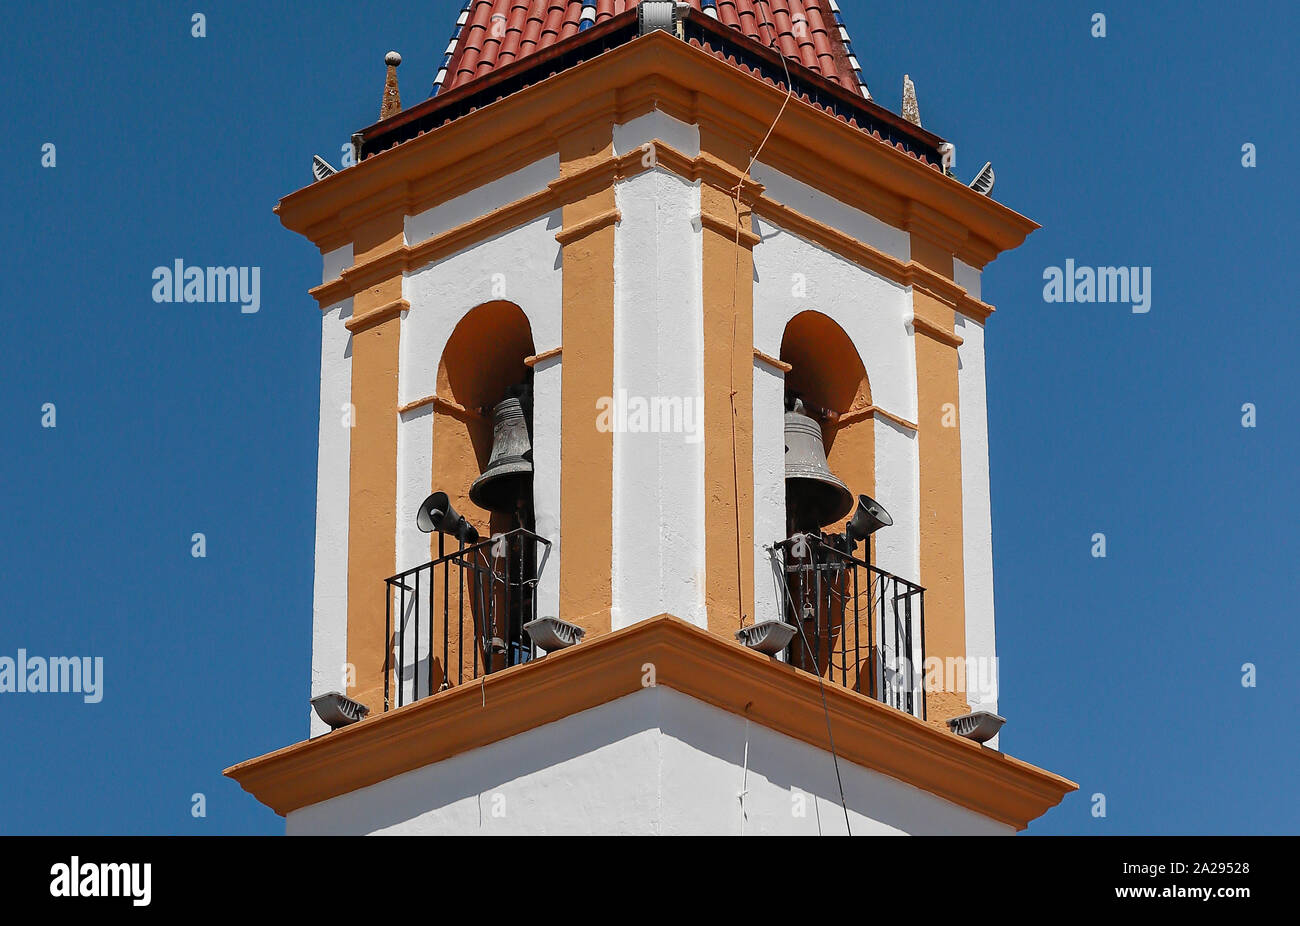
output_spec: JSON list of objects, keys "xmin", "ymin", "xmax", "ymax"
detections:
[
  {"xmin": 393, "ymin": 400, "xmax": 433, "ymax": 706},
  {"xmin": 286, "ymin": 686, "xmax": 1013, "ymax": 835},
  {"xmin": 310, "ymin": 243, "xmax": 354, "ymax": 738},
  {"xmin": 752, "ymin": 356, "xmax": 788, "ymax": 624},
  {"xmin": 609, "ymin": 113, "xmax": 707, "ymax": 629},
  {"xmin": 405, "ymin": 155, "xmax": 560, "ymax": 245},
  {"xmin": 872, "ymin": 414, "xmax": 922, "ymax": 644},
  {"xmin": 613, "ymin": 110, "xmax": 701, "ymax": 160},
  {"xmin": 610, "ymin": 164, "xmax": 706, "ymax": 629},
  {"xmin": 953, "ymin": 259, "xmax": 997, "ymax": 723},
  {"xmin": 749, "ymin": 161, "xmax": 911, "ymax": 263}
]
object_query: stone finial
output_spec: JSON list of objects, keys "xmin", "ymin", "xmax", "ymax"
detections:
[
  {"xmin": 381, "ymin": 51, "xmax": 402, "ymax": 121},
  {"xmin": 901, "ymin": 74, "xmax": 921, "ymax": 127}
]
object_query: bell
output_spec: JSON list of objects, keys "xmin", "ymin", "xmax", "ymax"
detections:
[
  {"xmin": 469, "ymin": 390, "xmax": 534, "ymax": 514},
  {"xmin": 785, "ymin": 399, "xmax": 853, "ymax": 529}
]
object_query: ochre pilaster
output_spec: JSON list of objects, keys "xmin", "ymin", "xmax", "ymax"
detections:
[
  {"xmin": 345, "ymin": 210, "xmax": 404, "ymax": 709},
  {"xmin": 556, "ymin": 120, "xmax": 617, "ymax": 638},
  {"xmin": 909, "ymin": 232, "xmax": 968, "ymax": 724},
  {"xmin": 699, "ymin": 129, "xmax": 757, "ymax": 636}
]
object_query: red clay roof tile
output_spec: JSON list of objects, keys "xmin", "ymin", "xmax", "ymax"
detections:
[{"xmin": 437, "ymin": 0, "xmax": 865, "ymax": 95}]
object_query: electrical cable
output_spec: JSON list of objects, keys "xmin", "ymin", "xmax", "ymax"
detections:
[
  {"xmin": 739, "ymin": 714, "xmax": 750, "ymax": 835},
  {"xmin": 729, "ymin": 0, "xmax": 795, "ymax": 633},
  {"xmin": 716, "ymin": 3, "xmax": 852, "ymax": 835},
  {"xmin": 769, "ymin": 540, "xmax": 853, "ymax": 835}
]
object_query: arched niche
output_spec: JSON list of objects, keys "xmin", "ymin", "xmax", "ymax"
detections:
[
  {"xmin": 778, "ymin": 311, "xmax": 877, "ymax": 687},
  {"xmin": 427, "ymin": 301, "xmax": 536, "ymax": 686},
  {"xmin": 433, "ymin": 300, "xmax": 536, "ymax": 543},
  {"xmin": 779, "ymin": 310, "xmax": 874, "ymax": 537}
]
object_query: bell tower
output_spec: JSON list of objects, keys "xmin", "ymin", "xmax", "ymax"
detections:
[{"xmin": 226, "ymin": 1, "xmax": 1075, "ymax": 835}]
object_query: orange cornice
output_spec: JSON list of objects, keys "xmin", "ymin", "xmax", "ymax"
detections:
[
  {"xmin": 397, "ymin": 392, "xmax": 488, "ymax": 423},
  {"xmin": 655, "ymin": 147, "xmax": 765, "ymax": 203},
  {"xmin": 553, "ymin": 207, "xmax": 621, "ymax": 245},
  {"xmin": 305, "ymin": 140, "xmax": 997, "ymax": 327},
  {"xmin": 698, "ymin": 209, "xmax": 762, "ymax": 247},
  {"xmin": 305, "ymin": 150, "xmax": 632, "ymax": 309},
  {"xmin": 277, "ymin": 32, "xmax": 1036, "ymax": 270},
  {"xmin": 912, "ymin": 269, "xmax": 993, "ymax": 322},
  {"xmin": 904, "ymin": 200, "xmax": 999, "ymax": 267},
  {"xmin": 834, "ymin": 404, "xmax": 919, "ymax": 433},
  {"xmin": 225, "ymin": 615, "xmax": 1075, "ymax": 829},
  {"xmin": 524, "ymin": 346, "xmax": 562, "ymax": 367},
  {"xmin": 344, "ymin": 298, "xmax": 407, "ymax": 335},
  {"xmin": 753, "ymin": 348, "xmax": 792, "ymax": 372},
  {"xmin": 911, "ymin": 312, "xmax": 964, "ymax": 348}
]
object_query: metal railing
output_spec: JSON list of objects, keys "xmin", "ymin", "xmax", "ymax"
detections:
[
  {"xmin": 769, "ymin": 534, "xmax": 927, "ymax": 719},
  {"xmin": 383, "ymin": 528, "xmax": 552, "ymax": 711}
]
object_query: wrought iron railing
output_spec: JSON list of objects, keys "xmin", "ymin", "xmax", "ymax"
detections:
[
  {"xmin": 383, "ymin": 528, "xmax": 552, "ymax": 711},
  {"xmin": 769, "ymin": 534, "xmax": 926, "ymax": 719}
]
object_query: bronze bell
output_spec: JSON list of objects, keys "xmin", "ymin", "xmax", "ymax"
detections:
[
  {"xmin": 785, "ymin": 399, "xmax": 853, "ymax": 530},
  {"xmin": 469, "ymin": 387, "xmax": 534, "ymax": 514}
]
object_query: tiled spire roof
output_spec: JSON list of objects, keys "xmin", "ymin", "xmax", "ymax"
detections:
[{"xmin": 431, "ymin": 0, "xmax": 869, "ymax": 97}]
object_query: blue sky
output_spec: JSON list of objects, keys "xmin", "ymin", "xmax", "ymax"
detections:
[{"xmin": 1, "ymin": 1, "xmax": 1294, "ymax": 835}]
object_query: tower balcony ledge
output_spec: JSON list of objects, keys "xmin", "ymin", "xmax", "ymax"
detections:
[{"xmin": 225, "ymin": 614, "xmax": 1075, "ymax": 830}]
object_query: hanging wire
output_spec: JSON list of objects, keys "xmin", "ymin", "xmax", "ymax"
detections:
[
  {"xmin": 769, "ymin": 541, "xmax": 853, "ymax": 835},
  {"xmin": 729, "ymin": 0, "xmax": 796, "ymax": 633}
]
